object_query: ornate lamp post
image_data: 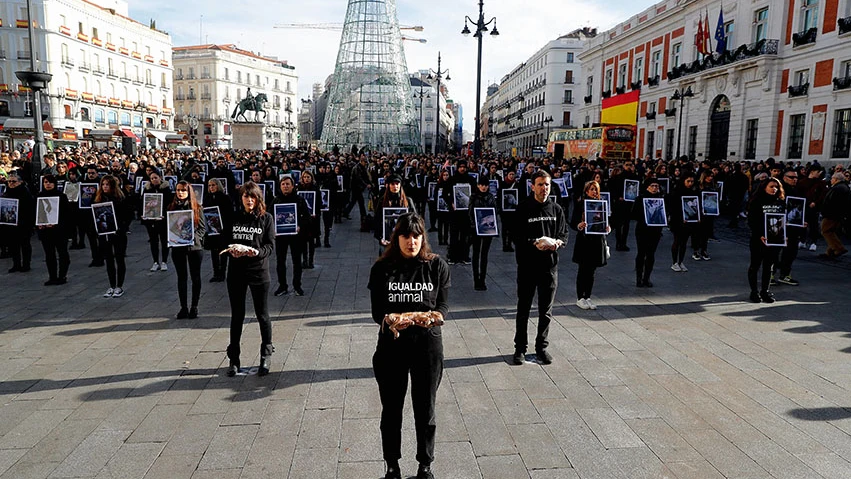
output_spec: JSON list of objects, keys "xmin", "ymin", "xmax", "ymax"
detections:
[
  {"xmin": 427, "ymin": 53, "xmax": 449, "ymax": 155},
  {"xmin": 671, "ymin": 86, "xmax": 693, "ymax": 159},
  {"xmin": 133, "ymin": 102, "xmax": 148, "ymax": 149},
  {"xmin": 461, "ymin": 0, "xmax": 499, "ymax": 159},
  {"xmin": 16, "ymin": 0, "xmax": 52, "ymax": 183},
  {"xmin": 542, "ymin": 115, "xmax": 553, "ymax": 152},
  {"xmin": 413, "ymin": 80, "xmax": 430, "ymax": 153}
]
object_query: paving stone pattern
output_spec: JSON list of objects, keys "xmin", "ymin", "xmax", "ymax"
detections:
[{"xmin": 1, "ymin": 212, "xmax": 851, "ymax": 478}]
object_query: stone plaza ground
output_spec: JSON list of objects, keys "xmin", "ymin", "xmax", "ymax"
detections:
[{"xmin": 1, "ymin": 213, "xmax": 851, "ymax": 478}]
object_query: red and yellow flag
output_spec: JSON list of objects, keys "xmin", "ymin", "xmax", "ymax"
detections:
[{"xmin": 601, "ymin": 90, "xmax": 640, "ymax": 126}]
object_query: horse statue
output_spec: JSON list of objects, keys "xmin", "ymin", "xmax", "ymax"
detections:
[{"xmin": 231, "ymin": 92, "xmax": 268, "ymax": 122}]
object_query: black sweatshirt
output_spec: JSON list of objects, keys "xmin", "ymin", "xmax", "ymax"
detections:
[
  {"xmin": 512, "ymin": 196, "xmax": 568, "ymax": 269},
  {"xmin": 227, "ymin": 209, "xmax": 275, "ymax": 284},
  {"xmin": 368, "ymin": 256, "xmax": 451, "ymax": 328}
]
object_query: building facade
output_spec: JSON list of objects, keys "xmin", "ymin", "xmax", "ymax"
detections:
[
  {"xmin": 0, "ymin": 0, "xmax": 174, "ymax": 150},
  {"xmin": 410, "ymin": 72, "xmax": 455, "ymax": 154},
  {"xmin": 579, "ymin": 0, "xmax": 851, "ymax": 163},
  {"xmin": 487, "ymin": 28, "xmax": 596, "ymax": 157},
  {"xmin": 172, "ymin": 44, "xmax": 298, "ymax": 149}
]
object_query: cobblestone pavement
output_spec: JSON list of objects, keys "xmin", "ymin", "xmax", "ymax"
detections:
[{"xmin": 1, "ymin": 213, "xmax": 851, "ymax": 478}]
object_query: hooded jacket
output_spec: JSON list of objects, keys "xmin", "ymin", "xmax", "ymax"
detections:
[{"xmin": 513, "ymin": 195, "xmax": 568, "ymax": 269}]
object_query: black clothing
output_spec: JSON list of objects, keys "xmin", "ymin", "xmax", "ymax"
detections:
[
  {"xmin": 3, "ymin": 183, "xmax": 35, "ymax": 269},
  {"xmin": 747, "ymin": 191, "xmax": 785, "ymax": 294},
  {"xmin": 203, "ymin": 190, "xmax": 233, "ymax": 279},
  {"xmin": 36, "ymin": 189, "xmax": 72, "ymax": 280},
  {"xmin": 96, "ymin": 194, "xmax": 133, "ymax": 288},
  {"xmin": 141, "ymin": 183, "xmax": 173, "ymax": 264},
  {"xmin": 469, "ymin": 189, "xmax": 496, "ymax": 286},
  {"xmin": 633, "ymin": 190, "xmax": 665, "ymax": 285},
  {"xmin": 170, "ymin": 201, "xmax": 206, "ymax": 309},
  {"xmin": 272, "ymin": 192, "xmax": 310, "ymax": 287}
]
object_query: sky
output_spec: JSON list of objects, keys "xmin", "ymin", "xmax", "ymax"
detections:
[{"xmin": 128, "ymin": 0, "xmax": 651, "ymax": 135}]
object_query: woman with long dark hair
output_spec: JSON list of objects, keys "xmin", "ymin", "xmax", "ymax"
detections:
[
  {"xmin": 633, "ymin": 179, "xmax": 664, "ymax": 287},
  {"xmin": 747, "ymin": 177, "xmax": 786, "ymax": 303},
  {"xmin": 298, "ymin": 170, "xmax": 321, "ymax": 268},
  {"xmin": 36, "ymin": 174, "xmax": 71, "ymax": 285},
  {"xmin": 571, "ymin": 180, "xmax": 610, "ymax": 310},
  {"xmin": 142, "ymin": 170, "xmax": 173, "ymax": 272},
  {"xmin": 225, "ymin": 182, "xmax": 275, "ymax": 376},
  {"xmin": 435, "ymin": 169, "xmax": 452, "ymax": 246},
  {"xmin": 95, "ymin": 175, "xmax": 133, "ymax": 298},
  {"xmin": 667, "ymin": 173, "xmax": 698, "ymax": 272},
  {"xmin": 203, "ymin": 178, "xmax": 233, "ymax": 282},
  {"xmin": 374, "ymin": 174, "xmax": 416, "ymax": 255},
  {"xmin": 469, "ymin": 175, "xmax": 496, "ymax": 290},
  {"xmin": 369, "ymin": 213, "xmax": 450, "ymax": 479},
  {"xmin": 169, "ymin": 180, "xmax": 206, "ymax": 319}
]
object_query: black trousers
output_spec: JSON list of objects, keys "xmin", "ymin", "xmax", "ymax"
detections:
[
  {"xmin": 41, "ymin": 230, "xmax": 70, "ymax": 279},
  {"xmin": 344, "ymin": 189, "xmax": 367, "ymax": 218},
  {"xmin": 778, "ymin": 227, "xmax": 804, "ymax": 277},
  {"xmin": 85, "ymin": 216, "xmax": 102, "ymax": 263},
  {"xmin": 172, "ymin": 248, "xmax": 203, "ymax": 308},
  {"xmin": 210, "ymin": 248, "xmax": 228, "ymax": 278},
  {"xmin": 427, "ymin": 202, "xmax": 438, "ymax": 229},
  {"xmin": 322, "ymin": 211, "xmax": 333, "ymax": 243},
  {"xmin": 691, "ymin": 217, "xmax": 714, "ymax": 253},
  {"xmin": 448, "ymin": 213, "xmax": 470, "ymax": 262},
  {"xmin": 226, "ymin": 280, "xmax": 273, "ymax": 359},
  {"xmin": 514, "ymin": 265, "xmax": 557, "ymax": 353},
  {"xmin": 500, "ymin": 213, "xmax": 515, "ymax": 249},
  {"xmin": 576, "ymin": 263, "xmax": 597, "ymax": 300},
  {"xmin": 99, "ymin": 234, "xmax": 127, "ymax": 288},
  {"xmin": 612, "ymin": 203, "xmax": 631, "ymax": 248},
  {"xmin": 748, "ymin": 238, "xmax": 779, "ymax": 293},
  {"xmin": 9, "ymin": 230, "xmax": 32, "ymax": 269},
  {"xmin": 471, "ymin": 236, "xmax": 492, "ymax": 282},
  {"xmin": 275, "ymin": 237, "xmax": 303, "ymax": 288},
  {"xmin": 373, "ymin": 328, "xmax": 443, "ymax": 466},
  {"xmin": 436, "ymin": 212, "xmax": 450, "ymax": 245},
  {"xmin": 145, "ymin": 221, "xmax": 169, "ymax": 263},
  {"xmin": 635, "ymin": 231, "xmax": 662, "ymax": 282},
  {"xmin": 671, "ymin": 227, "xmax": 692, "ymax": 264}
]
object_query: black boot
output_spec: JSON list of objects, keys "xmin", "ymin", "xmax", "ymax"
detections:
[
  {"xmin": 258, "ymin": 356, "xmax": 271, "ymax": 376},
  {"xmin": 636, "ymin": 270, "xmax": 644, "ymax": 287},
  {"xmin": 384, "ymin": 461, "xmax": 402, "ymax": 479},
  {"xmin": 226, "ymin": 345, "xmax": 240, "ymax": 377},
  {"xmin": 416, "ymin": 463, "xmax": 435, "ymax": 479}
]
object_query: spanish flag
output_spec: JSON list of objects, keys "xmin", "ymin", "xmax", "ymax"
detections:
[{"xmin": 601, "ymin": 89, "xmax": 639, "ymax": 126}]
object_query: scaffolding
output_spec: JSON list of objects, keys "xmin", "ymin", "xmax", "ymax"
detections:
[{"xmin": 319, "ymin": 0, "xmax": 421, "ymax": 154}]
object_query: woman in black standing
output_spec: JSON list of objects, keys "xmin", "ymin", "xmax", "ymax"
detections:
[
  {"xmin": 95, "ymin": 175, "xmax": 133, "ymax": 298},
  {"xmin": 747, "ymin": 177, "xmax": 786, "ymax": 303},
  {"xmin": 225, "ymin": 182, "xmax": 275, "ymax": 376},
  {"xmin": 142, "ymin": 170, "xmax": 173, "ymax": 272},
  {"xmin": 369, "ymin": 213, "xmax": 450, "ymax": 479},
  {"xmin": 374, "ymin": 174, "xmax": 416, "ymax": 255},
  {"xmin": 633, "ymin": 179, "xmax": 665, "ymax": 287},
  {"xmin": 203, "ymin": 178, "xmax": 233, "ymax": 282},
  {"xmin": 298, "ymin": 170, "xmax": 321, "ymax": 268},
  {"xmin": 469, "ymin": 175, "xmax": 496, "ymax": 290},
  {"xmin": 571, "ymin": 180, "xmax": 610, "ymax": 310},
  {"xmin": 435, "ymin": 169, "xmax": 452, "ymax": 246},
  {"xmin": 36, "ymin": 175, "xmax": 71, "ymax": 285},
  {"xmin": 316, "ymin": 162, "xmax": 339, "ymax": 247},
  {"xmin": 667, "ymin": 173, "xmax": 698, "ymax": 273},
  {"xmin": 169, "ymin": 181, "xmax": 206, "ymax": 319}
]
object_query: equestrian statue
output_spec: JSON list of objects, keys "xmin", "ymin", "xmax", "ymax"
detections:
[{"xmin": 231, "ymin": 90, "xmax": 268, "ymax": 122}]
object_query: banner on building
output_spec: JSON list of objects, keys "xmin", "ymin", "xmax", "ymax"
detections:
[{"xmin": 601, "ymin": 90, "xmax": 639, "ymax": 126}]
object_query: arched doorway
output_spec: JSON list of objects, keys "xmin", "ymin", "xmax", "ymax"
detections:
[{"xmin": 708, "ymin": 95, "xmax": 731, "ymax": 161}]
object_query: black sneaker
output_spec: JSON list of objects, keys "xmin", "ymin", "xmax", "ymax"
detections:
[
  {"xmin": 416, "ymin": 464, "xmax": 434, "ymax": 479},
  {"xmin": 760, "ymin": 291, "xmax": 775, "ymax": 303},
  {"xmin": 274, "ymin": 286, "xmax": 289, "ymax": 296},
  {"xmin": 384, "ymin": 462, "xmax": 402, "ymax": 479},
  {"xmin": 777, "ymin": 275, "xmax": 799, "ymax": 286},
  {"xmin": 176, "ymin": 307, "xmax": 189, "ymax": 319},
  {"xmin": 512, "ymin": 350, "xmax": 525, "ymax": 365},
  {"xmin": 536, "ymin": 349, "xmax": 553, "ymax": 365},
  {"xmin": 749, "ymin": 291, "xmax": 761, "ymax": 303},
  {"xmin": 294, "ymin": 287, "xmax": 304, "ymax": 296}
]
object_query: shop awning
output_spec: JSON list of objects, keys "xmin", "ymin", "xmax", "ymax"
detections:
[
  {"xmin": 86, "ymin": 129, "xmax": 118, "ymax": 139},
  {"xmin": 166, "ymin": 134, "xmax": 187, "ymax": 144},
  {"xmin": 146, "ymin": 130, "xmax": 169, "ymax": 142},
  {"xmin": 2, "ymin": 118, "xmax": 39, "ymax": 130},
  {"xmin": 117, "ymin": 128, "xmax": 138, "ymax": 140}
]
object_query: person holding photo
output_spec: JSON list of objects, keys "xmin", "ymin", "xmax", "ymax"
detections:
[
  {"xmin": 272, "ymin": 176, "xmax": 310, "ymax": 296},
  {"xmin": 692, "ymin": 171, "xmax": 717, "ymax": 262},
  {"xmin": 499, "ymin": 170, "xmax": 518, "ymax": 252},
  {"xmin": 435, "ymin": 169, "xmax": 452, "ymax": 246},
  {"xmin": 226, "ymin": 182, "xmax": 276, "ymax": 376},
  {"xmin": 571, "ymin": 180, "xmax": 610, "ymax": 310},
  {"xmin": 469, "ymin": 175, "xmax": 496, "ymax": 291},
  {"xmin": 203, "ymin": 178, "xmax": 233, "ymax": 282},
  {"xmin": 169, "ymin": 181, "xmax": 206, "ymax": 319},
  {"xmin": 96, "ymin": 175, "xmax": 133, "ymax": 298},
  {"xmin": 632, "ymin": 179, "xmax": 664, "ymax": 287},
  {"xmin": 667, "ymin": 173, "xmax": 698, "ymax": 272},
  {"xmin": 442, "ymin": 161, "xmax": 476, "ymax": 264},
  {"xmin": 298, "ymin": 170, "xmax": 321, "ymax": 268},
  {"xmin": 607, "ymin": 161, "xmax": 639, "ymax": 252},
  {"xmin": 747, "ymin": 177, "xmax": 786, "ymax": 303},
  {"xmin": 316, "ymin": 162, "xmax": 339, "ymax": 247},
  {"xmin": 2, "ymin": 173, "xmax": 34, "ymax": 273},
  {"xmin": 37, "ymin": 175, "xmax": 71, "ymax": 285},
  {"xmin": 142, "ymin": 170, "xmax": 173, "ymax": 272},
  {"xmin": 368, "ymin": 213, "xmax": 450, "ymax": 479},
  {"xmin": 775, "ymin": 169, "xmax": 805, "ymax": 285},
  {"xmin": 374, "ymin": 175, "xmax": 416, "ymax": 255}
]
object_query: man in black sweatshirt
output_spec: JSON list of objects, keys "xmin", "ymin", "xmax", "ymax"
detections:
[{"xmin": 511, "ymin": 170, "xmax": 568, "ymax": 365}]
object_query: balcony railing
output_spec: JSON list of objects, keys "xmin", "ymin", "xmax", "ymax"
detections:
[
  {"xmin": 583, "ymin": 95, "xmax": 592, "ymax": 105},
  {"xmin": 145, "ymin": 81, "xmax": 156, "ymax": 88},
  {"xmin": 188, "ymin": 93, "xmax": 196, "ymax": 100},
  {"xmin": 120, "ymin": 75, "xmax": 131, "ymax": 82},
  {"xmin": 200, "ymin": 93, "xmax": 211, "ymax": 100},
  {"xmin": 132, "ymin": 76, "xmax": 143, "ymax": 85},
  {"xmin": 61, "ymin": 57, "xmax": 74, "ymax": 67},
  {"xmin": 106, "ymin": 70, "xmax": 117, "ymax": 79},
  {"xmin": 175, "ymin": 94, "xmax": 186, "ymax": 101},
  {"xmin": 78, "ymin": 61, "xmax": 90, "ymax": 72},
  {"xmin": 175, "ymin": 73, "xmax": 184, "ymax": 80},
  {"xmin": 601, "ymin": 90, "xmax": 612, "ymax": 99},
  {"xmin": 645, "ymin": 111, "xmax": 657, "ymax": 120},
  {"xmin": 788, "ymin": 83, "xmax": 809, "ymax": 97},
  {"xmin": 615, "ymin": 85, "xmax": 626, "ymax": 95},
  {"xmin": 664, "ymin": 107, "xmax": 677, "ymax": 117},
  {"xmin": 630, "ymin": 80, "xmax": 641, "ymax": 91},
  {"xmin": 562, "ymin": 98, "xmax": 574, "ymax": 104},
  {"xmin": 160, "ymin": 83, "xmax": 170, "ymax": 90},
  {"xmin": 564, "ymin": 79, "xmax": 574, "ymax": 84},
  {"xmin": 647, "ymin": 75, "xmax": 660, "ymax": 87},
  {"xmin": 839, "ymin": 16, "xmax": 851, "ymax": 35},
  {"xmin": 792, "ymin": 27, "xmax": 818, "ymax": 47},
  {"xmin": 92, "ymin": 66, "xmax": 104, "ymax": 75},
  {"xmin": 201, "ymin": 73, "xmax": 211, "ymax": 79},
  {"xmin": 17, "ymin": 50, "xmax": 31, "ymax": 60},
  {"xmin": 187, "ymin": 73, "xmax": 196, "ymax": 80},
  {"xmin": 833, "ymin": 76, "xmax": 851, "ymax": 91},
  {"xmin": 667, "ymin": 39, "xmax": 779, "ymax": 81}
]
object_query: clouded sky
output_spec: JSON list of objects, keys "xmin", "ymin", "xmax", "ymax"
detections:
[{"xmin": 129, "ymin": 0, "xmax": 650, "ymax": 133}]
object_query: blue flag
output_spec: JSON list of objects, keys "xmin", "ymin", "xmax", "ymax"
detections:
[{"xmin": 715, "ymin": 9, "xmax": 726, "ymax": 53}]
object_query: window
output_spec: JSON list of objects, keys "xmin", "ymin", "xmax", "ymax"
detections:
[
  {"xmin": 665, "ymin": 129, "xmax": 675, "ymax": 161},
  {"xmin": 64, "ymin": 104, "xmax": 73, "ymax": 119},
  {"xmin": 224, "ymin": 68, "xmax": 229, "ymax": 80},
  {"xmin": 133, "ymin": 115, "xmax": 142, "ymax": 127},
  {"xmin": 565, "ymin": 70, "xmax": 574, "ymax": 84},
  {"xmin": 832, "ymin": 109, "xmax": 851, "ymax": 158},
  {"xmin": 562, "ymin": 111, "xmax": 571, "ymax": 126},
  {"xmin": 92, "ymin": 27, "xmax": 98, "ymax": 39},
  {"xmin": 59, "ymin": 14, "xmax": 66, "ymax": 26},
  {"xmin": 563, "ymin": 90, "xmax": 573, "ymax": 103},
  {"xmin": 107, "ymin": 111, "xmax": 118, "ymax": 124},
  {"xmin": 566, "ymin": 52, "xmax": 574, "ymax": 63},
  {"xmin": 618, "ymin": 64, "xmax": 627, "ymax": 88},
  {"xmin": 841, "ymin": 60, "xmax": 851, "ymax": 79},
  {"xmin": 801, "ymin": 0, "xmax": 819, "ymax": 31},
  {"xmin": 78, "ymin": 22, "xmax": 84, "ymax": 34},
  {"xmin": 61, "ymin": 43, "xmax": 68, "ymax": 62},
  {"xmin": 604, "ymin": 69, "xmax": 613, "ymax": 91},
  {"xmin": 649, "ymin": 101, "xmax": 657, "ymax": 113},
  {"xmin": 672, "ymin": 43, "xmax": 682, "ymax": 67},
  {"xmin": 753, "ymin": 8, "xmax": 769, "ymax": 42},
  {"xmin": 795, "ymin": 69, "xmax": 809, "ymax": 86},
  {"xmin": 724, "ymin": 22, "xmax": 735, "ymax": 51},
  {"xmin": 586, "ymin": 76, "xmax": 593, "ymax": 97},
  {"xmin": 688, "ymin": 125, "xmax": 698, "ymax": 160},
  {"xmin": 94, "ymin": 109, "xmax": 104, "ymax": 124},
  {"xmin": 745, "ymin": 119, "xmax": 758, "ymax": 159},
  {"xmin": 120, "ymin": 112, "xmax": 130, "ymax": 126},
  {"xmin": 286, "ymin": 81, "xmax": 291, "ymax": 92},
  {"xmin": 106, "ymin": 33, "xmax": 112, "ymax": 43},
  {"xmin": 634, "ymin": 58, "xmax": 644, "ymax": 82},
  {"xmin": 651, "ymin": 50, "xmax": 662, "ymax": 77},
  {"xmin": 646, "ymin": 130, "xmax": 655, "ymax": 157},
  {"xmin": 787, "ymin": 113, "xmax": 806, "ymax": 159},
  {"xmin": 256, "ymin": 75, "xmax": 261, "ymax": 86},
  {"xmin": 237, "ymin": 71, "xmax": 242, "ymax": 83}
]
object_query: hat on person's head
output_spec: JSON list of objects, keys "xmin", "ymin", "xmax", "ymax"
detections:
[
  {"xmin": 478, "ymin": 175, "xmax": 490, "ymax": 186},
  {"xmin": 387, "ymin": 174, "xmax": 402, "ymax": 184},
  {"xmin": 643, "ymin": 178, "xmax": 661, "ymax": 189}
]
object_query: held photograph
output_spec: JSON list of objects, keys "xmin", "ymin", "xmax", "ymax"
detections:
[
  {"xmin": 624, "ymin": 179, "xmax": 640, "ymax": 202},
  {"xmin": 427, "ymin": 182, "xmax": 436, "ymax": 200},
  {"xmin": 474, "ymin": 207, "xmax": 499, "ymax": 236},
  {"xmin": 167, "ymin": 210, "xmax": 195, "ymax": 247},
  {"xmin": 765, "ymin": 213, "xmax": 787, "ymax": 247},
  {"xmin": 142, "ymin": 193, "xmax": 164, "ymax": 220},
  {"xmin": 298, "ymin": 190, "xmax": 316, "ymax": 216},
  {"xmin": 701, "ymin": 191, "xmax": 720, "ymax": 216},
  {"xmin": 274, "ymin": 203, "xmax": 298, "ymax": 236},
  {"xmin": 320, "ymin": 189, "xmax": 330, "ymax": 212},
  {"xmin": 437, "ymin": 188, "xmax": 449, "ymax": 212},
  {"xmin": 203, "ymin": 206, "xmax": 223, "ymax": 236},
  {"xmin": 488, "ymin": 179, "xmax": 499, "ymax": 198},
  {"xmin": 232, "ymin": 170, "xmax": 244, "ymax": 187},
  {"xmin": 657, "ymin": 177, "xmax": 670, "ymax": 195},
  {"xmin": 191, "ymin": 183, "xmax": 204, "ymax": 203},
  {"xmin": 0, "ymin": 197, "xmax": 19, "ymax": 226},
  {"xmin": 453, "ymin": 184, "xmax": 471, "ymax": 210},
  {"xmin": 562, "ymin": 172, "xmax": 573, "ymax": 190},
  {"xmin": 501, "ymin": 188, "xmax": 518, "ymax": 212},
  {"xmin": 79, "ymin": 183, "xmax": 98, "ymax": 209},
  {"xmin": 164, "ymin": 175, "xmax": 178, "ymax": 192},
  {"xmin": 600, "ymin": 191, "xmax": 612, "ymax": 217},
  {"xmin": 63, "ymin": 182, "xmax": 80, "ymax": 203},
  {"xmin": 786, "ymin": 196, "xmax": 806, "ymax": 228},
  {"xmin": 91, "ymin": 202, "xmax": 117, "ymax": 235},
  {"xmin": 682, "ymin": 196, "xmax": 701, "ymax": 223},
  {"xmin": 643, "ymin": 197, "xmax": 667, "ymax": 227},
  {"xmin": 337, "ymin": 174, "xmax": 346, "ymax": 192},
  {"xmin": 553, "ymin": 178, "xmax": 569, "ymax": 198},
  {"xmin": 382, "ymin": 207, "xmax": 408, "ymax": 242},
  {"xmin": 36, "ymin": 196, "xmax": 60, "ymax": 226},
  {"xmin": 584, "ymin": 199, "xmax": 608, "ymax": 235}
]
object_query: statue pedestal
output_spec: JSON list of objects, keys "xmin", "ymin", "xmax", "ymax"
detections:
[{"xmin": 231, "ymin": 122, "xmax": 265, "ymax": 150}]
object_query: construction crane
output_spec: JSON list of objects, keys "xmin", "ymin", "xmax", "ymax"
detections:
[{"xmin": 273, "ymin": 23, "xmax": 427, "ymax": 42}]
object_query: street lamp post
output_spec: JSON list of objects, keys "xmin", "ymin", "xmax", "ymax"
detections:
[
  {"xmin": 16, "ymin": 0, "xmax": 52, "ymax": 184},
  {"xmin": 462, "ymin": 0, "xmax": 499, "ymax": 160},
  {"xmin": 671, "ymin": 86, "xmax": 693, "ymax": 159},
  {"xmin": 133, "ymin": 102, "xmax": 148, "ymax": 150},
  {"xmin": 427, "ymin": 53, "xmax": 449, "ymax": 155},
  {"xmin": 413, "ymin": 81, "xmax": 430, "ymax": 153}
]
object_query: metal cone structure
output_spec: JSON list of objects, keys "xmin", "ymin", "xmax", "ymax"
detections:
[{"xmin": 319, "ymin": 0, "xmax": 421, "ymax": 153}]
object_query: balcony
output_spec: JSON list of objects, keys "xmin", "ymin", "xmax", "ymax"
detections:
[
  {"xmin": 564, "ymin": 79, "xmax": 574, "ymax": 84},
  {"xmin": 272, "ymin": 103, "xmax": 281, "ymax": 110},
  {"xmin": 160, "ymin": 83, "xmax": 170, "ymax": 91},
  {"xmin": 17, "ymin": 50, "xmax": 33, "ymax": 60},
  {"xmin": 187, "ymin": 93, "xmax": 197, "ymax": 100},
  {"xmin": 61, "ymin": 57, "xmax": 74, "ymax": 68},
  {"xmin": 175, "ymin": 73, "xmax": 184, "ymax": 80},
  {"xmin": 645, "ymin": 111, "xmax": 657, "ymax": 120},
  {"xmin": 840, "ymin": 16, "xmax": 851, "ymax": 35},
  {"xmin": 175, "ymin": 94, "xmax": 186, "ymax": 101},
  {"xmin": 792, "ymin": 27, "xmax": 818, "ymax": 47},
  {"xmin": 833, "ymin": 76, "xmax": 851, "ymax": 91},
  {"xmin": 201, "ymin": 73, "xmax": 211, "ymax": 79},
  {"xmin": 615, "ymin": 85, "xmax": 626, "ymax": 95},
  {"xmin": 630, "ymin": 80, "xmax": 641, "ymax": 91},
  {"xmin": 145, "ymin": 81, "xmax": 156, "ymax": 88},
  {"xmin": 583, "ymin": 95, "xmax": 592, "ymax": 105},
  {"xmin": 106, "ymin": 70, "xmax": 118, "ymax": 79},
  {"xmin": 664, "ymin": 107, "xmax": 677, "ymax": 117},
  {"xmin": 562, "ymin": 98, "xmax": 574, "ymax": 104},
  {"xmin": 647, "ymin": 75, "xmax": 660, "ymax": 87},
  {"xmin": 78, "ymin": 61, "xmax": 90, "ymax": 72},
  {"xmin": 667, "ymin": 39, "xmax": 779, "ymax": 81},
  {"xmin": 788, "ymin": 83, "xmax": 809, "ymax": 97},
  {"xmin": 187, "ymin": 73, "xmax": 196, "ymax": 80},
  {"xmin": 200, "ymin": 93, "xmax": 212, "ymax": 100},
  {"xmin": 120, "ymin": 75, "xmax": 131, "ymax": 83},
  {"xmin": 601, "ymin": 90, "xmax": 612, "ymax": 99},
  {"xmin": 132, "ymin": 76, "xmax": 143, "ymax": 85}
]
